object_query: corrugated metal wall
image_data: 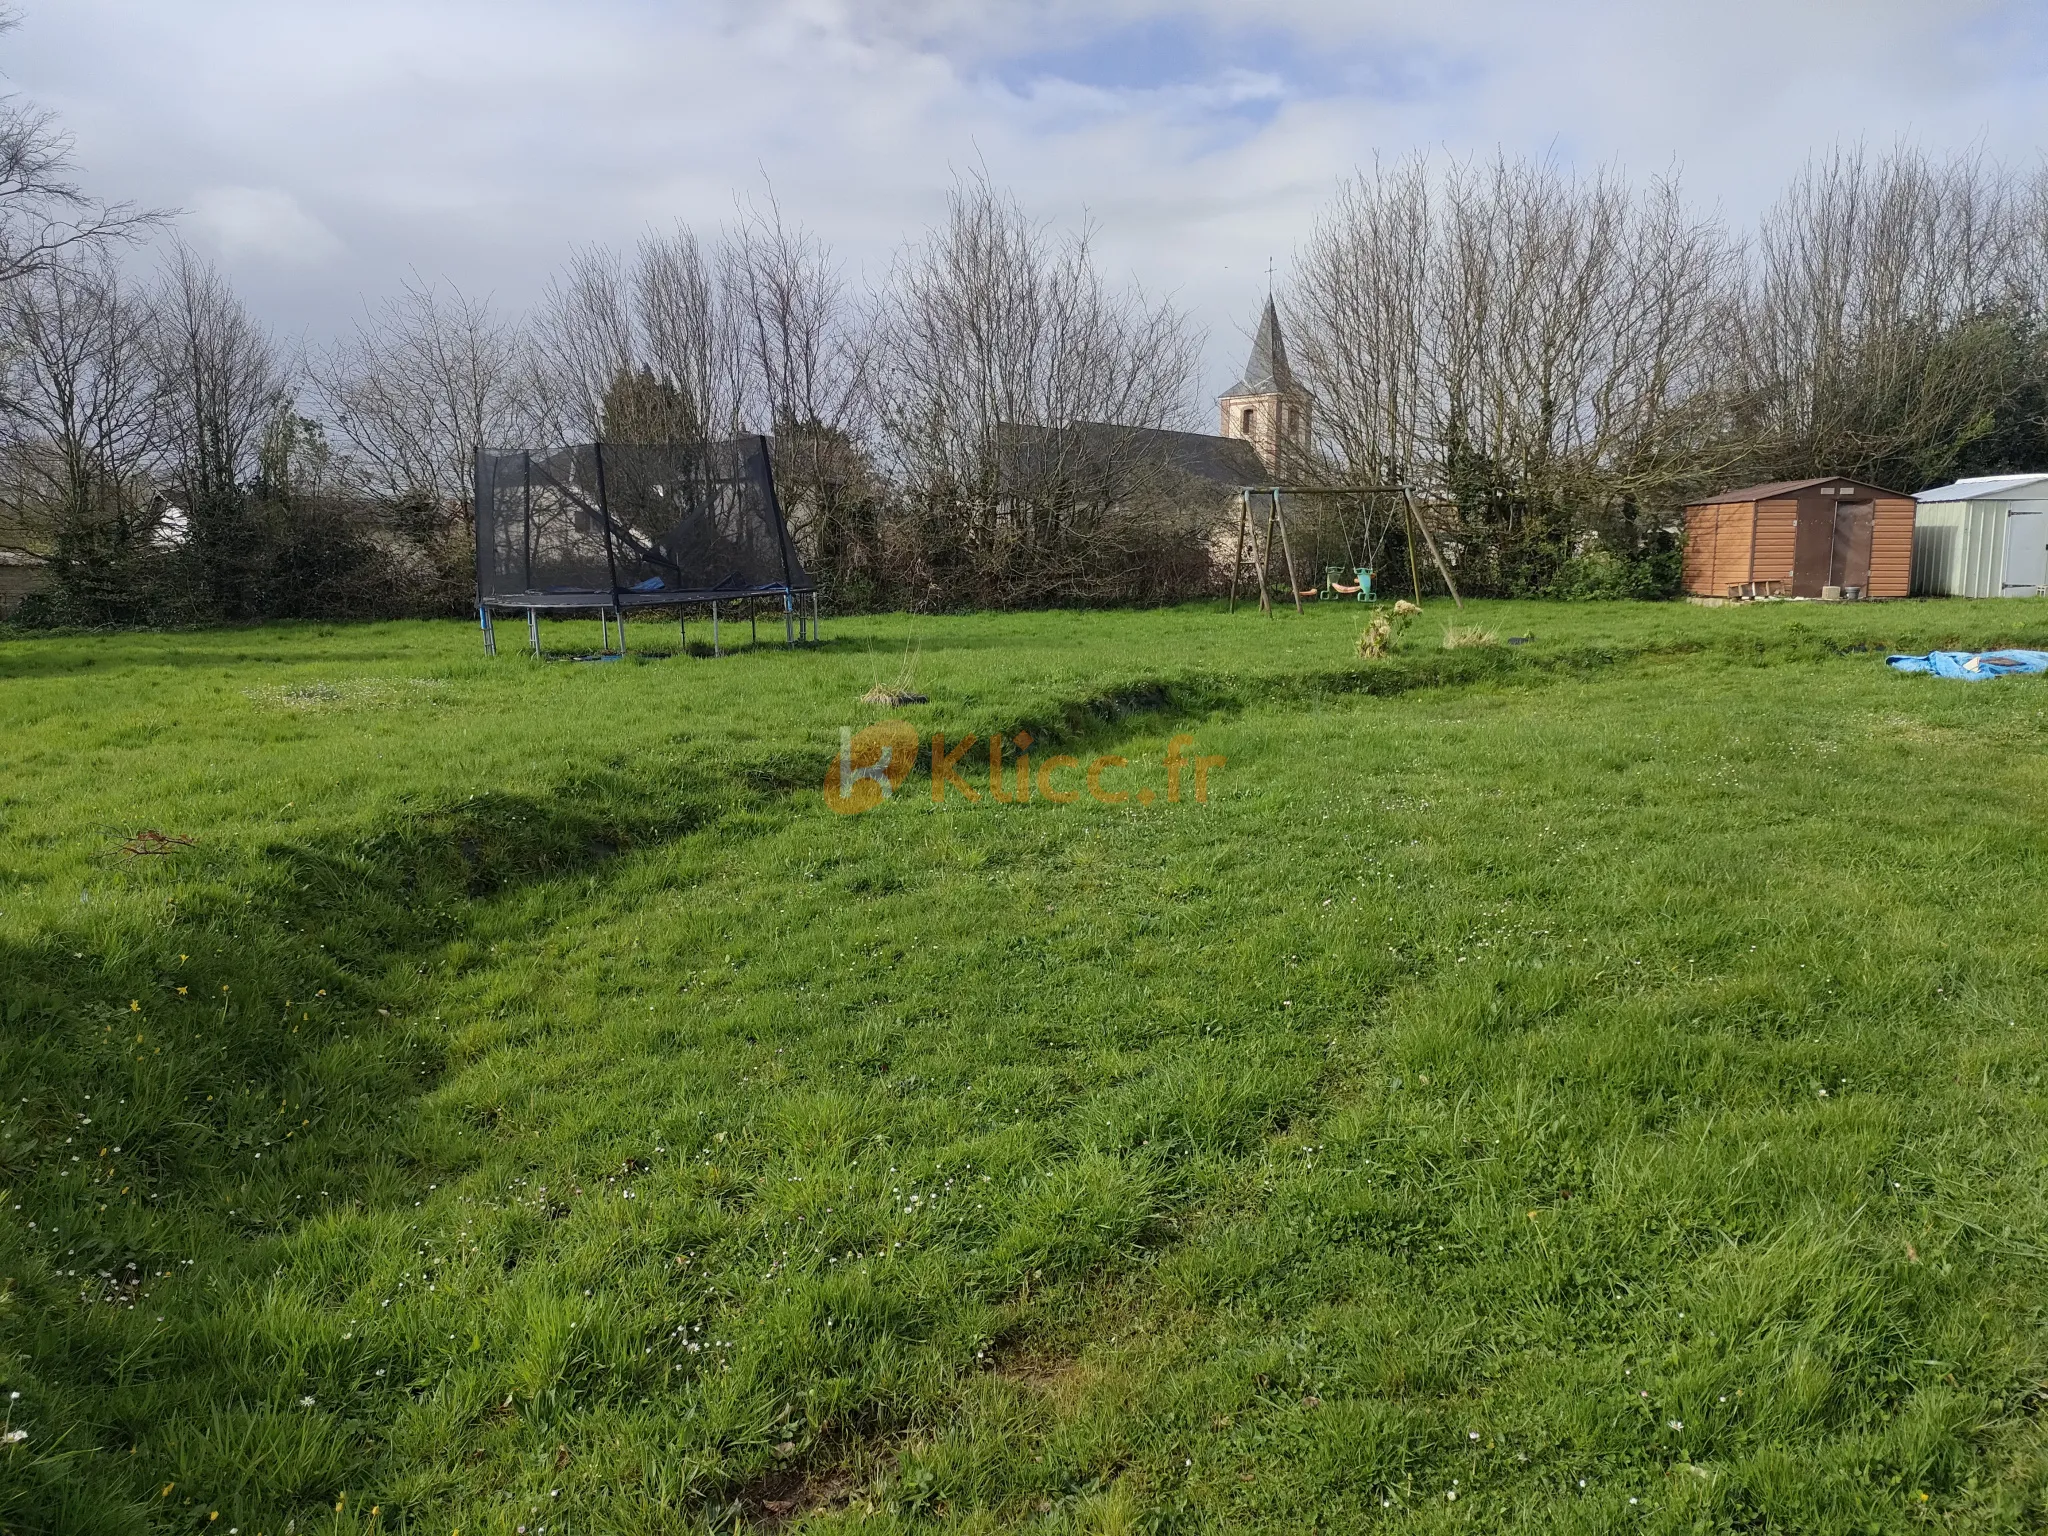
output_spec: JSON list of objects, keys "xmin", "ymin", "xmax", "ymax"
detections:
[
  {"xmin": 1912, "ymin": 500, "xmax": 2007, "ymax": 597},
  {"xmin": 1683, "ymin": 502, "xmax": 1755, "ymax": 595},
  {"xmin": 1752, "ymin": 500, "xmax": 1799, "ymax": 587}
]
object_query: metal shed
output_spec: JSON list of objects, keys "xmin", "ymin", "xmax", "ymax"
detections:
[
  {"xmin": 1910, "ymin": 475, "xmax": 2048, "ymax": 598},
  {"xmin": 1682, "ymin": 477, "xmax": 1915, "ymax": 599}
]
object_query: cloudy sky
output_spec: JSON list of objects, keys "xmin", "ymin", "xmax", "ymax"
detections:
[{"xmin": 15, "ymin": 0, "xmax": 2048, "ymax": 401}]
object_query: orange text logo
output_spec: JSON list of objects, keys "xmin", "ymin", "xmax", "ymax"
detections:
[
  {"xmin": 824, "ymin": 728, "xmax": 1224, "ymax": 814},
  {"xmin": 823, "ymin": 719, "xmax": 919, "ymax": 815}
]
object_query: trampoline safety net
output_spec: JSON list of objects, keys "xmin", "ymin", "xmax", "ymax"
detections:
[{"xmin": 475, "ymin": 436, "xmax": 811, "ymax": 609}]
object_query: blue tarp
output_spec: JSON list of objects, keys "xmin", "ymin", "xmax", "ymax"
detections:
[{"xmin": 1885, "ymin": 649, "xmax": 2048, "ymax": 680}]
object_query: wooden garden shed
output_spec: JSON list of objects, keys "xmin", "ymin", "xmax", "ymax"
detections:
[{"xmin": 1682, "ymin": 477, "xmax": 1915, "ymax": 600}]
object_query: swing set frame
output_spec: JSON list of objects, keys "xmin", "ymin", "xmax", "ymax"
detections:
[{"xmin": 1226, "ymin": 482, "xmax": 1463, "ymax": 615}]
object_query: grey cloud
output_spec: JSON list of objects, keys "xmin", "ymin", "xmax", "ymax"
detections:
[{"xmin": 11, "ymin": 0, "xmax": 2046, "ymax": 400}]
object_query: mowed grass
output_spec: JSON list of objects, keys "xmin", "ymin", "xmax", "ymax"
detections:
[{"xmin": 4, "ymin": 597, "xmax": 2048, "ymax": 1534}]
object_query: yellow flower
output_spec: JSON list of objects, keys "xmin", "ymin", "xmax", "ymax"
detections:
[{"xmin": 176, "ymin": 987, "xmax": 187, "ymax": 996}]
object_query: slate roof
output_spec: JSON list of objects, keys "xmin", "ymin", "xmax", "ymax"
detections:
[
  {"xmin": 998, "ymin": 422, "xmax": 1269, "ymax": 490},
  {"xmin": 1222, "ymin": 298, "xmax": 1303, "ymax": 398}
]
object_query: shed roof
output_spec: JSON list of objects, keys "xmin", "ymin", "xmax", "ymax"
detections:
[
  {"xmin": 1685, "ymin": 476, "xmax": 1907, "ymax": 507},
  {"xmin": 1912, "ymin": 473, "xmax": 2048, "ymax": 503}
]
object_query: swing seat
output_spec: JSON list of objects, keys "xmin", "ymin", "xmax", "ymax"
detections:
[
  {"xmin": 1353, "ymin": 567, "xmax": 1373, "ymax": 601},
  {"xmin": 1326, "ymin": 564, "xmax": 1361, "ymax": 598}
]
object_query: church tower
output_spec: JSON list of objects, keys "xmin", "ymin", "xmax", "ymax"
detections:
[{"xmin": 1219, "ymin": 297, "xmax": 1312, "ymax": 478}]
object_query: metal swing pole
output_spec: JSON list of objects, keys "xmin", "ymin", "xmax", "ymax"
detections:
[
  {"xmin": 1273, "ymin": 489, "xmax": 1307, "ymax": 616},
  {"xmin": 1400, "ymin": 485, "xmax": 1463, "ymax": 609},
  {"xmin": 1228, "ymin": 489, "xmax": 1251, "ymax": 613},
  {"xmin": 1401, "ymin": 489, "xmax": 1424, "ymax": 606},
  {"xmin": 1258, "ymin": 491, "xmax": 1278, "ymax": 617}
]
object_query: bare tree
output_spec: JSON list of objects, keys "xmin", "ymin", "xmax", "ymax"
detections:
[
  {"xmin": 320, "ymin": 276, "xmax": 530, "ymax": 514},
  {"xmin": 149, "ymin": 243, "xmax": 287, "ymax": 617},
  {"xmin": 1291, "ymin": 152, "xmax": 1734, "ymax": 592},
  {"xmin": 0, "ymin": 9, "xmax": 163, "ymax": 285},
  {"xmin": 722, "ymin": 190, "xmax": 877, "ymax": 581},
  {"xmin": 1730, "ymin": 144, "xmax": 2034, "ymax": 488},
  {"xmin": 871, "ymin": 174, "xmax": 1201, "ymax": 603},
  {"xmin": 0, "ymin": 251, "xmax": 162, "ymax": 614},
  {"xmin": 531, "ymin": 227, "xmax": 737, "ymax": 445}
]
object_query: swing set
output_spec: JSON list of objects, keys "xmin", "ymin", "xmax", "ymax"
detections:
[{"xmin": 1227, "ymin": 482, "xmax": 1463, "ymax": 615}]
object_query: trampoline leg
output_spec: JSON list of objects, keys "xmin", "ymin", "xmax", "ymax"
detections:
[
  {"xmin": 528, "ymin": 608, "xmax": 540, "ymax": 658},
  {"xmin": 679, "ymin": 611, "xmax": 687, "ymax": 653},
  {"xmin": 750, "ymin": 602, "xmax": 758, "ymax": 646},
  {"xmin": 712, "ymin": 602, "xmax": 721, "ymax": 657},
  {"xmin": 616, "ymin": 608, "xmax": 628, "ymax": 655},
  {"xmin": 785, "ymin": 594, "xmax": 794, "ymax": 648},
  {"xmin": 480, "ymin": 605, "xmax": 496, "ymax": 657},
  {"xmin": 811, "ymin": 592, "xmax": 820, "ymax": 643}
]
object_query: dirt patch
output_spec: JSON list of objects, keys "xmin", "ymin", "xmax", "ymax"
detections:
[
  {"xmin": 740, "ymin": 1465, "xmax": 861, "ymax": 1528},
  {"xmin": 994, "ymin": 1345, "xmax": 1100, "ymax": 1414}
]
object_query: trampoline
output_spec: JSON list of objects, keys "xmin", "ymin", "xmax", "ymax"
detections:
[{"xmin": 474, "ymin": 435, "xmax": 817, "ymax": 657}]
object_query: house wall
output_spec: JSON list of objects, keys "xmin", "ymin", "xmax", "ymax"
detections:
[{"xmin": 0, "ymin": 559, "xmax": 48, "ymax": 616}]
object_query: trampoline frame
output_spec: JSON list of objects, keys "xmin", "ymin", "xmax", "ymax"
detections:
[{"xmin": 475, "ymin": 435, "xmax": 817, "ymax": 658}]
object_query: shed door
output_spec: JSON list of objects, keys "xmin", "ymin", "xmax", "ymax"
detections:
[
  {"xmin": 2004, "ymin": 510, "xmax": 2047, "ymax": 596},
  {"xmin": 1791, "ymin": 502, "xmax": 1836, "ymax": 596},
  {"xmin": 1829, "ymin": 502, "xmax": 1873, "ymax": 590}
]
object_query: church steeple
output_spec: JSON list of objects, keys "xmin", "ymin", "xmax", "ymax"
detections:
[
  {"xmin": 1224, "ymin": 298, "xmax": 1297, "ymax": 397},
  {"xmin": 1219, "ymin": 297, "xmax": 1311, "ymax": 477}
]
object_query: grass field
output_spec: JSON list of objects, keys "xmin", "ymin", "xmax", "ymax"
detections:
[{"xmin": 5, "ymin": 596, "xmax": 2048, "ymax": 1534}]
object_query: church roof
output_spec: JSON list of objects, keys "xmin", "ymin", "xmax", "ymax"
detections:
[
  {"xmin": 998, "ymin": 422, "xmax": 1269, "ymax": 490},
  {"xmin": 1222, "ymin": 297, "xmax": 1303, "ymax": 399}
]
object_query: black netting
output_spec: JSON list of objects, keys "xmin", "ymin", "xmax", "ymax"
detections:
[{"xmin": 475, "ymin": 436, "xmax": 810, "ymax": 607}]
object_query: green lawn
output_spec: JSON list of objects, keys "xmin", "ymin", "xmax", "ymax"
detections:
[{"xmin": 5, "ymin": 597, "xmax": 2048, "ymax": 1534}]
